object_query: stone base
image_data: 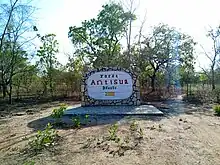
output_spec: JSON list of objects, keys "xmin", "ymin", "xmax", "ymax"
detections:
[{"xmin": 64, "ymin": 104, "xmax": 163, "ymax": 116}]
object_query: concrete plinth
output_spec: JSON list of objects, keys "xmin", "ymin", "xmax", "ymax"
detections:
[{"xmin": 64, "ymin": 104, "xmax": 163, "ymax": 116}]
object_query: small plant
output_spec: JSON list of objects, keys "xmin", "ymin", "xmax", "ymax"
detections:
[
  {"xmin": 84, "ymin": 114, "xmax": 90, "ymax": 125},
  {"xmin": 72, "ymin": 115, "xmax": 81, "ymax": 128},
  {"xmin": 108, "ymin": 123, "xmax": 118, "ymax": 141},
  {"xmin": 214, "ymin": 105, "xmax": 220, "ymax": 116},
  {"xmin": 29, "ymin": 123, "xmax": 59, "ymax": 151},
  {"xmin": 129, "ymin": 120, "xmax": 138, "ymax": 132},
  {"xmin": 23, "ymin": 160, "xmax": 35, "ymax": 165},
  {"xmin": 51, "ymin": 103, "xmax": 67, "ymax": 124},
  {"xmin": 137, "ymin": 127, "xmax": 144, "ymax": 139}
]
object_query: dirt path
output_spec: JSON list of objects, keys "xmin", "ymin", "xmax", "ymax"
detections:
[{"xmin": 1, "ymin": 101, "xmax": 220, "ymax": 165}]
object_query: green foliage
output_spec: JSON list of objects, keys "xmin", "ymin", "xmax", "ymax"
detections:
[
  {"xmin": 23, "ymin": 160, "xmax": 35, "ymax": 165},
  {"xmin": 214, "ymin": 105, "xmax": 220, "ymax": 116},
  {"xmin": 36, "ymin": 34, "xmax": 59, "ymax": 96},
  {"xmin": 129, "ymin": 120, "xmax": 138, "ymax": 132},
  {"xmin": 68, "ymin": 2, "xmax": 135, "ymax": 68},
  {"xmin": 108, "ymin": 123, "xmax": 119, "ymax": 141},
  {"xmin": 199, "ymin": 73, "xmax": 208, "ymax": 83},
  {"xmin": 84, "ymin": 114, "xmax": 90, "ymax": 125},
  {"xmin": 129, "ymin": 120, "xmax": 144, "ymax": 139},
  {"xmin": 51, "ymin": 103, "xmax": 67, "ymax": 123},
  {"xmin": 29, "ymin": 123, "xmax": 58, "ymax": 151},
  {"xmin": 72, "ymin": 115, "xmax": 81, "ymax": 128}
]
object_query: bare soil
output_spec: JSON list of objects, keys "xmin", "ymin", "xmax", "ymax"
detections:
[{"xmin": 1, "ymin": 100, "xmax": 220, "ymax": 165}]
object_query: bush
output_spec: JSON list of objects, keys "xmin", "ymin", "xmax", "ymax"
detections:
[
  {"xmin": 213, "ymin": 88, "xmax": 220, "ymax": 103},
  {"xmin": 72, "ymin": 115, "xmax": 81, "ymax": 128},
  {"xmin": 29, "ymin": 123, "xmax": 59, "ymax": 151},
  {"xmin": 51, "ymin": 103, "xmax": 67, "ymax": 123},
  {"xmin": 108, "ymin": 123, "xmax": 119, "ymax": 141},
  {"xmin": 214, "ymin": 105, "xmax": 220, "ymax": 116},
  {"xmin": 23, "ymin": 160, "xmax": 35, "ymax": 165}
]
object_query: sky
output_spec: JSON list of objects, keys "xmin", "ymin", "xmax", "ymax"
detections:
[{"xmin": 22, "ymin": 0, "xmax": 220, "ymax": 70}]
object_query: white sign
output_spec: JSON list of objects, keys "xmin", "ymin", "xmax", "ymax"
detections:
[{"xmin": 86, "ymin": 71, "xmax": 133, "ymax": 100}]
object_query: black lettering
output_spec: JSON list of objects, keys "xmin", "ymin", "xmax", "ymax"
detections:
[
  {"xmin": 97, "ymin": 80, "xmax": 102, "ymax": 85},
  {"xmin": 114, "ymin": 79, "xmax": 118, "ymax": 85},
  {"xmin": 119, "ymin": 80, "xmax": 123, "ymax": 84},
  {"xmin": 91, "ymin": 80, "xmax": 96, "ymax": 85},
  {"xmin": 100, "ymin": 75, "xmax": 103, "ymax": 78},
  {"xmin": 105, "ymin": 80, "xmax": 108, "ymax": 85},
  {"xmin": 124, "ymin": 79, "xmax": 128, "ymax": 84}
]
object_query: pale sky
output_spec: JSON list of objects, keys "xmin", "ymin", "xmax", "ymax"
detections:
[{"xmin": 30, "ymin": 0, "xmax": 220, "ymax": 70}]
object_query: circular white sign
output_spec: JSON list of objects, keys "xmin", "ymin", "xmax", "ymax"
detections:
[{"xmin": 86, "ymin": 71, "xmax": 133, "ymax": 100}]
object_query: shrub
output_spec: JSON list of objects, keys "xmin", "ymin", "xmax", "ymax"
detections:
[
  {"xmin": 214, "ymin": 105, "xmax": 220, "ymax": 116},
  {"xmin": 29, "ymin": 123, "xmax": 59, "ymax": 151},
  {"xmin": 84, "ymin": 114, "xmax": 90, "ymax": 125},
  {"xmin": 129, "ymin": 120, "xmax": 138, "ymax": 132},
  {"xmin": 213, "ymin": 88, "xmax": 220, "ymax": 103},
  {"xmin": 51, "ymin": 103, "xmax": 67, "ymax": 123},
  {"xmin": 23, "ymin": 160, "xmax": 35, "ymax": 165},
  {"xmin": 108, "ymin": 123, "xmax": 118, "ymax": 141},
  {"xmin": 72, "ymin": 115, "xmax": 81, "ymax": 128}
]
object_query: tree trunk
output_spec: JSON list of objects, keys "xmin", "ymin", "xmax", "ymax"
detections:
[
  {"xmin": 2, "ymin": 84, "xmax": 7, "ymax": 98},
  {"xmin": 211, "ymin": 68, "xmax": 215, "ymax": 90},
  {"xmin": 150, "ymin": 74, "xmax": 156, "ymax": 92},
  {"xmin": 8, "ymin": 81, "xmax": 12, "ymax": 104}
]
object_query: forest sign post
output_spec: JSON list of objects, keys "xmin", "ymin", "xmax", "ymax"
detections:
[{"xmin": 81, "ymin": 67, "xmax": 141, "ymax": 106}]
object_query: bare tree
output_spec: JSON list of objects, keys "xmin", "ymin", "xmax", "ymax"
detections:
[
  {"xmin": 201, "ymin": 25, "xmax": 220, "ymax": 90},
  {"xmin": 121, "ymin": 0, "xmax": 139, "ymax": 64},
  {"xmin": 0, "ymin": 0, "xmax": 36, "ymax": 103}
]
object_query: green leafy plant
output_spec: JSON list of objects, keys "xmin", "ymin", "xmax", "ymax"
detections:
[
  {"xmin": 214, "ymin": 105, "xmax": 220, "ymax": 116},
  {"xmin": 130, "ymin": 120, "xmax": 144, "ymax": 139},
  {"xmin": 137, "ymin": 127, "xmax": 144, "ymax": 139},
  {"xmin": 108, "ymin": 123, "xmax": 118, "ymax": 141},
  {"xmin": 72, "ymin": 115, "xmax": 81, "ymax": 128},
  {"xmin": 84, "ymin": 114, "xmax": 90, "ymax": 125},
  {"xmin": 129, "ymin": 120, "xmax": 138, "ymax": 132},
  {"xmin": 29, "ymin": 123, "xmax": 59, "ymax": 151},
  {"xmin": 51, "ymin": 103, "xmax": 67, "ymax": 124},
  {"xmin": 23, "ymin": 160, "xmax": 35, "ymax": 165}
]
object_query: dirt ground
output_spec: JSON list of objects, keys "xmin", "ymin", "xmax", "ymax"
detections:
[{"xmin": 1, "ymin": 100, "xmax": 220, "ymax": 165}]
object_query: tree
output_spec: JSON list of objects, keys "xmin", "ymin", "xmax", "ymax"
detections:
[
  {"xmin": 68, "ymin": 2, "xmax": 135, "ymax": 68},
  {"xmin": 138, "ymin": 24, "xmax": 196, "ymax": 92},
  {"xmin": 36, "ymin": 34, "xmax": 59, "ymax": 97},
  {"xmin": 122, "ymin": 0, "xmax": 138, "ymax": 64},
  {"xmin": 201, "ymin": 25, "xmax": 220, "ymax": 90},
  {"xmin": 0, "ymin": 0, "xmax": 36, "ymax": 103},
  {"xmin": 199, "ymin": 73, "xmax": 208, "ymax": 87},
  {"xmin": 13, "ymin": 65, "xmax": 37, "ymax": 100}
]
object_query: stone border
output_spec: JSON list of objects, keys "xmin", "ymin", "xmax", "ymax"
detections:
[{"xmin": 81, "ymin": 67, "xmax": 141, "ymax": 106}]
